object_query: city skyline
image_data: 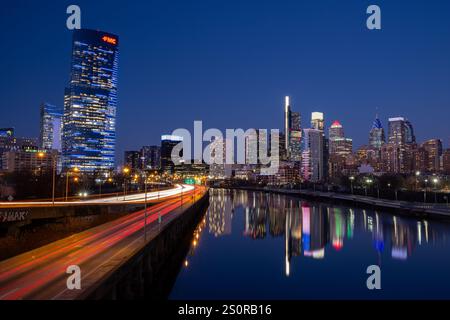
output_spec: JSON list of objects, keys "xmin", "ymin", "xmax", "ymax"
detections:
[{"xmin": 1, "ymin": 0, "xmax": 449, "ymax": 160}]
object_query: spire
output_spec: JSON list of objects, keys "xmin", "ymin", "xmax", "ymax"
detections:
[{"xmin": 372, "ymin": 113, "xmax": 383, "ymax": 130}]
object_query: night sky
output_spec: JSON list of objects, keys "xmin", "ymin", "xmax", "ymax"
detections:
[{"xmin": 1, "ymin": 0, "xmax": 449, "ymax": 163}]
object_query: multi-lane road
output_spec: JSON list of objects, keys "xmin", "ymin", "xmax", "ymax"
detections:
[
  {"xmin": 0, "ymin": 184, "xmax": 195, "ymax": 207},
  {"xmin": 0, "ymin": 185, "xmax": 205, "ymax": 300}
]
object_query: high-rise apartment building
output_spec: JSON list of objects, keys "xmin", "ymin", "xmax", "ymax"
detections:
[{"xmin": 421, "ymin": 139, "xmax": 443, "ymax": 173}]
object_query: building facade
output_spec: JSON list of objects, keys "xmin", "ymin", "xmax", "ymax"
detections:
[
  {"xmin": 39, "ymin": 103, "xmax": 63, "ymax": 151},
  {"xmin": 62, "ymin": 29, "xmax": 119, "ymax": 173},
  {"xmin": 140, "ymin": 145, "xmax": 161, "ymax": 170},
  {"xmin": 161, "ymin": 135, "xmax": 183, "ymax": 174},
  {"xmin": 301, "ymin": 128, "xmax": 324, "ymax": 182}
]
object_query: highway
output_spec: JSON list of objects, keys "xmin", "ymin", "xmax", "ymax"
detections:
[
  {"xmin": 0, "ymin": 184, "xmax": 195, "ymax": 207},
  {"xmin": 0, "ymin": 185, "xmax": 205, "ymax": 300}
]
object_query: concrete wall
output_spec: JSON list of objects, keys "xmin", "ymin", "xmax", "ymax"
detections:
[{"xmin": 79, "ymin": 192, "xmax": 210, "ymax": 300}]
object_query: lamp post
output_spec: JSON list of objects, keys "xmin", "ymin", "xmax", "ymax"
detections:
[
  {"xmin": 143, "ymin": 172, "xmax": 148, "ymax": 241},
  {"xmin": 365, "ymin": 178, "xmax": 372, "ymax": 197},
  {"xmin": 433, "ymin": 178, "xmax": 439, "ymax": 204},
  {"xmin": 65, "ymin": 167, "xmax": 80, "ymax": 201},
  {"xmin": 387, "ymin": 183, "xmax": 392, "ymax": 200},
  {"xmin": 424, "ymin": 179, "xmax": 428, "ymax": 203},
  {"xmin": 123, "ymin": 167, "xmax": 130, "ymax": 200},
  {"xmin": 349, "ymin": 176, "xmax": 355, "ymax": 195},
  {"xmin": 415, "ymin": 171, "xmax": 421, "ymax": 192},
  {"xmin": 38, "ymin": 151, "xmax": 56, "ymax": 205}
]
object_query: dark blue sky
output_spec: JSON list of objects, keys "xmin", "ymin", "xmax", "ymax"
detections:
[{"xmin": 1, "ymin": 0, "xmax": 449, "ymax": 160}]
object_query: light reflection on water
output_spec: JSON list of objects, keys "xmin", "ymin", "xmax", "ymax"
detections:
[{"xmin": 170, "ymin": 189, "xmax": 450, "ymax": 299}]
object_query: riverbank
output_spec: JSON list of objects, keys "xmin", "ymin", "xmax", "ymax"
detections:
[{"xmin": 220, "ymin": 186, "xmax": 450, "ymax": 220}]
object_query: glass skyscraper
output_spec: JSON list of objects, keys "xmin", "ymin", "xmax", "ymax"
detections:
[
  {"xmin": 62, "ymin": 29, "xmax": 119, "ymax": 173},
  {"xmin": 283, "ymin": 96, "xmax": 302, "ymax": 161},
  {"xmin": 369, "ymin": 115, "xmax": 385, "ymax": 149},
  {"xmin": 301, "ymin": 128, "xmax": 324, "ymax": 182},
  {"xmin": 39, "ymin": 102, "xmax": 62, "ymax": 151}
]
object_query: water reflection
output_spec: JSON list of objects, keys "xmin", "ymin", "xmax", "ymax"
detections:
[{"xmin": 206, "ymin": 189, "xmax": 444, "ymax": 275}]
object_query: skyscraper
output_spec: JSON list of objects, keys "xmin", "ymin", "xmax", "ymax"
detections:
[
  {"xmin": 284, "ymin": 96, "xmax": 291, "ymax": 156},
  {"xmin": 62, "ymin": 29, "xmax": 119, "ymax": 173},
  {"xmin": 369, "ymin": 115, "xmax": 385, "ymax": 149},
  {"xmin": 311, "ymin": 112, "xmax": 324, "ymax": 131},
  {"xmin": 301, "ymin": 128, "xmax": 324, "ymax": 182},
  {"xmin": 161, "ymin": 135, "xmax": 183, "ymax": 174},
  {"xmin": 245, "ymin": 130, "xmax": 259, "ymax": 165},
  {"xmin": 386, "ymin": 117, "xmax": 414, "ymax": 173},
  {"xmin": 140, "ymin": 145, "xmax": 161, "ymax": 170},
  {"xmin": 0, "ymin": 128, "xmax": 14, "ymax": 138},
  {"xmin": 124, "ymin": 151, "xmax": 141, "ymax": 172},
  {"xmin": 39, "ymin": 103, "xmax": 62, "ymax": 151},
  {"xmin": 289, "ymin": 112, "xmax": 302, "ymax": 161},
  {"xmin": 311, "ymin": 112, "xmax": 327, "ymax": 180},
  {"xmin": 283, "ymin": 96, "xmax": 302, "ymax": 161},
  {"xmin": 421, "ymin": 139, "xmax": 443, "ymax": 173},
  {"xmin": 328, "ymin": 120, "xmax": 344, "ymax": 141},
  {"xmin": 405, "ymin": 120, "xmax": 416, "ymax": 144}
]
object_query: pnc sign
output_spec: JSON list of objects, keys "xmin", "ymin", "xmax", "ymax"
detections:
[{"xmin": 101, "ymin": 35, "xmax": 117, "ymax": 45}]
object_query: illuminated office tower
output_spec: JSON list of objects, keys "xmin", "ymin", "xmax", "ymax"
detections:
[
  {"xmin": 369, "ymin": 115, "xmax": 385, "ymax": 149},
  {"xmin": 62, "ymin": 29, "xmax": 119, "ymax": 173},
  {"xmin": 386, "ymin": 117, "xmax": 414, "ymax": 173},
  {"xmin": 245, "ymin": 130, "xmax": 259, "ymax": 165},
  {"xmin": 328, "ymin": 121, "xmax": 352, "ymax": 157},
  {"xmin": 329, "ymin": 120, "xmax": 344, "ymax": 141},
  {"xmin": 140, "ymin": 145, "xmax": 161, "ymax": 170},
  {"xmin": 283, "ymin": 96, "xmax": 302, "ymax": 161},
  {"xmin": 301, "ymin": 128, "xmax": 324, "ymax": 182},
  {"xmin": 161, "ymin": 135, "xmax": 183, "ymax": 174},
  {"xmin": 289, "ymin": 112, "xmax": 302, "ymax": 161},
  {"xmin": 39, "ymin": 103, "xmax": 62, "ymax": 151},
  {"xmin": 311, "ymin": 112, "xmax": 324, "ymax": 131},
  {"xmin": 284, "ymin": 96, "xmax": 291, "ymax": 155},
  {"xmin": 311, "ymin": 112, "xmax": 327, "ymax": 180}
]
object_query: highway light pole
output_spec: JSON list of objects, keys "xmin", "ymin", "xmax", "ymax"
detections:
[
  {"xmin": 65, "ymin": 167, "xmax": 79, "ymax": 201},
  {"xmin": 123, "ymin": 167, "xmax": 130, "ymax": 200},
  {"xmin": 52, "ymin": 153, "xmax": 56, "ymax": 206}
]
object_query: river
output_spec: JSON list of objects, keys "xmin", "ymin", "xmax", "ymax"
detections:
[{"xmin": 169, "ymin": 188, "xmax": 450, "ymax": 299}]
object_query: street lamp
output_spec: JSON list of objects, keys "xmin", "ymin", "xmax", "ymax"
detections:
[
  {"xmin": 415, "ymin": 171, "xmax": 421, "ymax": 191},
  {"xmin": 365, "ymin": 178, "xmax": 372, "ymax": 197},
  {"xmin": 433, "ymin": 178, "xmax": 439, "ymax": 203},
  {"xmin": 143, "ymin": 172, "xmax": 148, "ymax": 241},
  {"xmin": 349, "ymin": 176, "xmax": 355, "ymax": 195},
  {"xmin": 38, "ymin": 151, "xmax": 57, "ymax": 205},
  {"xmin": 123, "ymin": 167, "xmax": 130, "ymax": 200},
  {"xmin": 424, "ymin": 179, "xmax": 429, "ymax": 203},
  {"xmin": 65, "ymin": 167, "xmax": 79, "ymax": 201}
]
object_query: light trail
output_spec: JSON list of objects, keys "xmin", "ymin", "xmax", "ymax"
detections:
[
  {"xmin": 0, "ymin": 184, "xmax": 195, "ymax": 207},
  {"xmin": 0, "ymin": 185, "xmax": 205, "ymax": 300}
]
